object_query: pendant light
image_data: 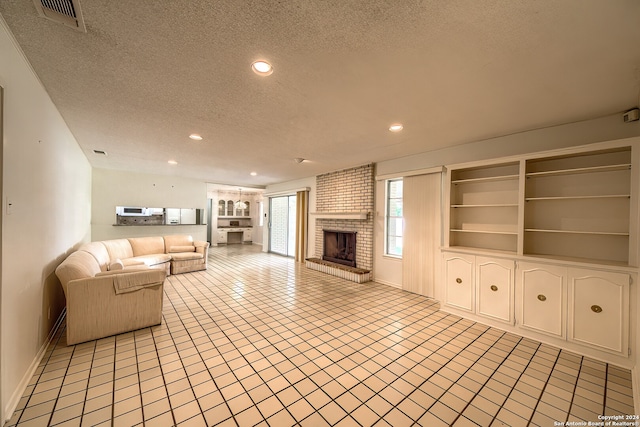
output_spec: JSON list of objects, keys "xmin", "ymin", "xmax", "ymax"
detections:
[{"xmin": 234, "ymin": 188, "xmax": 247, "ymax": 210}]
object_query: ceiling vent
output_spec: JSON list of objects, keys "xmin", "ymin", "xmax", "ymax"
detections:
[
  {"xmin": 93, "ymin": 149, "xmax": 107, "ymax": 156},
  {"xmin": 33, "ymin": 0, "xmax": 86, "ymax": 32}
]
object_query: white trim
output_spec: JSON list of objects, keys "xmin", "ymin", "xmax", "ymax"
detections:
[
  {"xmin": 376, "ymin": 166, "xmax": 444, "ymax": 181},
  {"xmin": 4, "ymin": 309, "xmax": 66, "ymax": 424},
  {"xmin": 263, "ymin": 187, "xmax": 310, "ymax": 197}
]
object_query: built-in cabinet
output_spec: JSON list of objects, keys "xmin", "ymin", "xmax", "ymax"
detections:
[
  {"xmin": 444, "ymin": 254, "xmax": 514, "ymax": 324},
  {"xmin": 441, "ymin": 139, "xmax": 638, "ymax": 364},
  {"xmin": 218, "ymin": 200, "xmax": 251, "ymax": 217}
]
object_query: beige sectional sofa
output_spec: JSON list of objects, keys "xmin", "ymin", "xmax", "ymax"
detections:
[{"xmin": 55, "ymin": 235, "xmax": 209, "ymax": 345}]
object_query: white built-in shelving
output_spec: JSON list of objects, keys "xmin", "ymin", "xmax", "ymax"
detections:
[
  {"xmin": 448, "ymin": 161, "xmax": 520, "ymax": 253},
  {"xmin": 446, "ymin": 144, "xmax": 634, "ymax": 266},
  {"xmin": 523, "ymin": 147, "xmax": 632, "ymax": 265},
  {"xmin": 441, "ymin": 139, "xmax": 638, "ymax": 364}
]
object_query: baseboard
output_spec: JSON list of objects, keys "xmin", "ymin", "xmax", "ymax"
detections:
[
  {"xmin": 373, "ymin": 278, "xmax": 401, "ymax": 289},
  {"xmin": 4, "ymin": 308, "xmax": 66, "ymax": 424}
]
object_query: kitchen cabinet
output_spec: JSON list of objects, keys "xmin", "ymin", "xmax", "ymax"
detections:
[
  {"xmin": 243, "ymin": 229, "xmax": 252, "ymax": 242},
  {"xmin": 217, "ymin": 230, "xmax": 227, "ymax": 244}
]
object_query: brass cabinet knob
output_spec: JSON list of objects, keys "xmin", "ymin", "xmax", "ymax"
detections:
[
  {"xmin": 456, "ymin": 278, "xmax": 462, "ymax": 284},
  {"xmin": 591, "ymin": 305, "xmax": 603, "ymax": 313},
  {"xmin": 490, "ymin": 285, "xmax": 498, "ymax": 292},
  {"xmin": 537, "ymin": 294, "xmax": 547, "ymax": 302}
]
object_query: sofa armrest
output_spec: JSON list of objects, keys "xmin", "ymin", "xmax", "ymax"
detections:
[
  {"xmin": 194, "ymin": 241, "xmax": 210, "ymax": 256},
  {"xmin": 64, "ymin": 269, "xmax": 166, "ymax": 344}
]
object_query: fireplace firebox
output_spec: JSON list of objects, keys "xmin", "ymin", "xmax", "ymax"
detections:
[{"xmin": 323, "ymin": 230, "xmax": 357, "ymax": 267}]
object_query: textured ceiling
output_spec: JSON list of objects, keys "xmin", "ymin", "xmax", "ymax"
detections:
[{"xmin": 1, "ymin": 0, "xmax": 640, "ymax": 186}]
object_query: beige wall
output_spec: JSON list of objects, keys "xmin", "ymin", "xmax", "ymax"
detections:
[
  {"xmin": 92, "ymin": 168, "xmax": 207, "ymax": 242},
  {"xmin": 0, "ymin": 18, "xmax": 92, "ymax": 421}
]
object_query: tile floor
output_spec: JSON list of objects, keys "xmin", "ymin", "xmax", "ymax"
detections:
[{"xmin": 5, "ymin": 244, "xmax": 636, "ymax": 427}]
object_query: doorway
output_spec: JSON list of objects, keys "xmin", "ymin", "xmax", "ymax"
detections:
[{"xmin": 269, "ymin": 195, "xmax": 296, "ymax": 257}]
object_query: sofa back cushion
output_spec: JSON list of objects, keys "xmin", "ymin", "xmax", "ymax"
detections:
[
  {"xmin": 102, "ymin": 239, "xmax": 134, "ymax": 260},
  {"xmin": 79, "ymin": 242, "xmax": 111, "ymax": 271},
  {"xmin": 163, "ymin": 235, "xmax": 194, "ymax": 254},
  {"xmin": 55, "ymin": 251, "xmax": 102, "ymax": 292},
  {"xmin": 128, "ymin": 236, "xmax": 165, "ymax": 257}
]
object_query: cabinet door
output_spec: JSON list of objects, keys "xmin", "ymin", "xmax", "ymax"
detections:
[
  {"xmin": 476, "ymin": 257, "xmax": 513, "ymax": 323},
  {"xmin": 517, "ymin": 262, "xmax": 566, "ymax": 338},
  {"xmin": 444, "ymin": 254, "xmax": 474, "ymax": 312},
  {"xmin": 217, "ymin": 231, "xmax": 227, "ymax": 243},
  {"xmin": 243, "ymin": 230, "xmax": 252, "ymax": 241},
  {"xmin": 568, "ymin": 268, "xmax": 629, "ymax": 355}
]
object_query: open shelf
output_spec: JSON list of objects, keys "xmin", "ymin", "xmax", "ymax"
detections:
[
  {"xmin": 452, "ymin": 204, "xmax": 519, "ymax": 208},
  {"xmin": 447, "ymin": 144, "xmax": 634, "ymax": 265},
  {"xmin": 452, "ymin": 229, "xmax": 518, "ymax": 235},
  {"xmin": 452, "ymin": 174, "xmax": 519, "ymax": 184},
  {"xmin": 525, "ymin": 229, "xmax": 630, "ymax": 236},
  {"xmin": 525, "ymin": 163, "xmax": 631, "ymax": 178},
  {"xmin": 526, "ymin": 195, "xmax": 629, "ymax": 201}
]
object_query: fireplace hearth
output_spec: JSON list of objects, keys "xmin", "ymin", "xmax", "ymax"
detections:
[{"xmin": 323, "ymin": 230, "xmax": 357, "ymax": 267}]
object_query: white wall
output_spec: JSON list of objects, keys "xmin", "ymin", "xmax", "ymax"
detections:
[
  {"xmin": 263, "ymin": 177, "xmax": 316, "ymax": 256},
  {"xmin": 0, "ymin": 18, "xmax": 92, "ymax": 421},
  {"xmin": 92, "ymin": 169, "xmax": 207, "ymax": 242}
]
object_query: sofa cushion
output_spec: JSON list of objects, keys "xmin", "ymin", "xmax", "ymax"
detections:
[
  {"xmin": 109, "ymin": 259, "xmax": 124, "ymax": 271},
  {"xmin": 79, "ymin": 242, "xmax": 111, "ymax": 271},
  {"xmin": 163, "ymin": 235, "xmax": 194, "ymax": 253},
  {"xmin": 168, "ymin": 245, "xmax": 196, "ymax": 253},
  {"xmin": 102, "ymin": 239, "xmax": 134, "ymax": 261},
  {"xmin": 128, "ymin": 236, "xmax": 166, "ymax": 257},
  {"xmin": 128, "ymin": 254, "xmax": 172, "ymax": 266},
  {"xmin": 55, "ymin": 251, "xmax": 102, "ymax": 291},
  {"xmin": 170, "ymin": 252, "xmax": 203, "ymax": 261}
]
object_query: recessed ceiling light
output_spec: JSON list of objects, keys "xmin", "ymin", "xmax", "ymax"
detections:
[
  {"xmin": 389, "ymin": 123, "xmax": 404, "ymax": 132},
  {"xmin": 168, "ymin": 160, "xmax": 178, "ymax": 165},
  {"xmin": 189, "ymin": 134, "xmax": 203, "ymax": 141},
  {"xmin": 250, "ymin": 172, "xmax": 258, "ymax": 176},
  {"xmin": 251, "ymin": 60, "xmax": 273, "ymax": 76}
]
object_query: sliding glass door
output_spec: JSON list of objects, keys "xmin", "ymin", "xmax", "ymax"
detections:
[{"xmin": 269, "ymin": 195, "xmax": 296, "ymax": 256}]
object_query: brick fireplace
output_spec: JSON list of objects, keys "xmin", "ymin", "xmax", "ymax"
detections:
[{"xmin": 313, "ymin": 164, "xmax": 374, "ymax": 273}]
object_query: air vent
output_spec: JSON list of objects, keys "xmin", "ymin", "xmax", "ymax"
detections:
[
  {"xmin": 33, "ymin": 0, "xmax": 86, "ymax": 32},
  {"xmin": 93, "ymin": 150, "xmax": 107, "ymax": 156}
]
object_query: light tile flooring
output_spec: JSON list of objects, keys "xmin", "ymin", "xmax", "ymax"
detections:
[{"xmin": 6, "ymin": 244, "xmax": 636, "ymax": 427}]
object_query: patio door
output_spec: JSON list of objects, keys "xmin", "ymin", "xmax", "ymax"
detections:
[{"xmin": 269, "ymin": 195, "xmax": 296, "ymax": 256}]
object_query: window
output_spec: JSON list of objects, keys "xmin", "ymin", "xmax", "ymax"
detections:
[{"xmin": 386, "ymin": 179, "xmax": 403, "ymax": 256}]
